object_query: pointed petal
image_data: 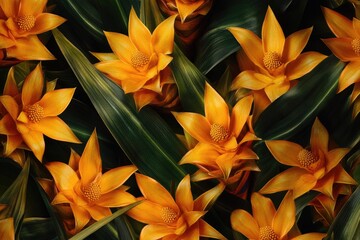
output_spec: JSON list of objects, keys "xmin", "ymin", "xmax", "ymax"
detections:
[
  {"xmin": 228, "ymin": 27, "xmax": 264, "ymax": 69},
  {"xmin": 100, "ymin": 165, "xmax": 137, "ymax": 194},
  {"xmin": 68, "ymin": 148, "xmax": 80, "ymax": 171},
  {"xmin": 313, "ymin": 174, "xmax": 334, "ymax": 199},
  {"xmin": 322, "ymin": 7, "xmax": 354, "ymax": 38},
  {"xmin": 28, "ymin": 117, "xmax": 80, "ymax": 143},
  {"xmin": 183, "ymin": 210, "xmax": 206, "ymax": 227},
  {"xmin": 19, "ymin": 128, "xmax": 44, "ymax": 161},
  {"xmin": 194, "ymin": 182, "xmax": 225, "ymax": 211},
  {"xmin": 283, "ymin": 27, "xmax": 313, "ymax": 62},
  {"xmin": 0, "ymin": 0, "xmax": 17, "ymax": 16},
  {"xmin": 6, "ymin": 36, "xmax": 55, "ymax": 60},
  {"xmin": 259, "ymin": 167, "xmax": 308, "ymax": 195},
  {"xmin": 135, "ymin": 174, "xmax": 178, "ymax": 210},
  {"xmin": 264, "ymin": 80, "xmax": 290, "ymax": 102},
  {"xmin": 199, "ymin": 219, "xmax": 226, "ymax": 239},
  {"xmin": 132, "ymin": 89, "xmax": 157, "ymax": 110},
  {"xmin": 127, "ymin": 199, "xmax": 164, "ymax": 224},
  {"xmin": 353, "ymin": 17, "xmax": 360, "ymax": 37},
  {"xmin": 286, "ymin": 52, "xmax": 327, "ymax": 81},
  {"xmin": 0, "ymin": 96, "xmax": 19, "ymax": 120},
  {"xmin": 4, "ymin": 135, "xmax": 23, "ymax": 156},
  {"xmin": 0, "ymin": 218, "xmax": 14, "ymax": 240},
  {"xmin": 293, "ymin": 174, "xmax": 318, "ymax": 198},
  {"xmin": 87, "ymin": 205, "xmax": 111, "ymax": 221},
  {"xmin": 230, "ymin": 209, "xmax": 259, "ymax": 239},
  {"xmin": 176, "ymin": 0, "xmax": 203, "ymax": 22},
  {"xmin": 152, "ymin": 15, "xmax": 176, "ymax": 54},
  {"xmin": 157, "ymin": 53, "xmax": 173, "ymax": 71},
  {"xmin": 96, "ymin": 190, "xmax": 136, "ymax": 207},
  {"xmin": 91, "ymin": 52, "xmax": 118, "ymax": 61},
  {"xmin": 3, "ymin": 67, "xmax": 19, "ymax": 96},
  {"xmin": 140, "ymin": 224, "xmax": 175, "ymax": 240},
  {"xmin": 273, "ymin": 191, "xmax": 295, "ymax": 238},
  {"xmin": 251, "ymin": 192, "xmax": 276, "ymax": 227},
  {"xmin": 204, "ymin": 82, "xmax": 229, "ymax": 127},
  {"xmin": 338, "ymin": 61, "xmax": 360, "ymax": 92},
  {"xmin": 22, "ymin": 63, "xmax": 44, "ymax": 106},
  {"xmin": 321, "ymin": 38, "xmax": 358, "ymax": 62},
  {"xmin": 175, "ymin": 175, "xmax": 194, "ymax": 212},
  {"xmin": 215, "ymin": 152, "xmax": 235, "ymax": 180},
  {"xmin": 230, "ymin": 95, "xmax": 253, "ymax": 137},
  {"xmin": 325, "ymin": 148, "xmax": 350, "ymax": 174},
  {"xmin": 179, "ymin": 142, "xmax": 219, "ymax": 166},
  {"xmin": 70, "ymin": 204, "xmax": 91, "ymax": 233},
  {"xmin": 128, "ymin": 8, "xmax": 151, "ymax": 56},
  {"xmin": 266, "ymin": 140, "xmax": 303, "ymax": 167},
  {"xmin": 103, "ymin": 31, "xmax": 135, "ymax": 64},
  {"xmin": 292, "ymin": 233, "xmax": 327, "ymax": 240},
  {"xmin": 19, "ymin": 0, "xmax": 47, "ymax": 16},
  {"xmin": 172, "ymin": 112, "xmax": 212, "ymax": 143},
  {"xmin": 310, "ymin": 118, "xmax": 329, "ymax": 153},
  {"xmin": 29, "ymin": 13, "xmax": 66, "ymax": 35},
  {"xmin": 262, "ymin": 7, "xmax": 285, "ymax": 54},
  {"xmin": 231, "ymin": 71, "xmax": 272, "ymax": 91},
  {"xmin": 46, "ymin": 161, "xmax": 79, "ymax": 191},
  {"xmin": 39, "ymin": 88, "xmax": 75, "ymax": 116},
  {"xmin": 79, "ymin": 130, "xmax": 102, "ymax": 185},
  {"xmin": 334, "ymin": 166, "xmax": 357, "ymax": 185},
  {"xmin": 52, "ymin": 191, "xmax": 72, "ymax": 205}
]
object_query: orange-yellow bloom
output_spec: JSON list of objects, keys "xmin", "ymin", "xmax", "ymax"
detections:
[
  {"xmin": 0, "ymin": 64, "xmax": 81, "ymax": 161},
  {"xmin": 231, "ymin": 191, "xmax": 326, "ymax": 240},
  {"xmin": 94, "ymin": 8, "xmax": 178, "ymax": 110},
  {"xmin": 127, "ymin": 174, "xmax": 226, "ymax": 240},
  {"xmin": 46, "ymin": 130, "xmax": 137, "ymax": 234},
  {"xmin": 260, "ymin": 118, "xmax": 357, "ymax": 198},
  {"xmin": 0, "ymin": 204, "xmax": 14, "ymax": 240},
  {"xmin": 228, "ymin": 6, "xmax": 326, "ymax": 102},
  {"xmin": 0, "ymin": 0, "xmax": 66, "ymax": 61}
]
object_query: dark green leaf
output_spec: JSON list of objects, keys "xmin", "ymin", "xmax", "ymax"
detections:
[{"xmin": 20, "ymin": 218, "xmax": 57, "ymax": 240}]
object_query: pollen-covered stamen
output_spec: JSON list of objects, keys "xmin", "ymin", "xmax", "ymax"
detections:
[
  {"xmin": 351, "ymin": 38, "xmax": 360, "ymax": 56},
  {"xmin": 131, "ymin": 51, "xmax": 150, "ymax": 69},
  {"xmin": 263, "ymin": 52, "xmax": 283, "ymax": 70},
  {"xmin": 17, "ymin": 15, "xmax": 36, "ymax": 31},
  {"xmin": 298, "ymin": 149, "xmax": 318, "ymax": 168},
  {"xmin": 24, "ymin": 103, "xmax": 44, "ymax": 123},
  {"xmin": 82, "ymin": 182, "xmax": 101, "ymax": 202},
  {"xmin": 160, "ymin": 207, "xmax": 178, "ymax": 224},
  {"xmin": 210, "ymin": 123, "xmax": 229, "ymax": 143},
  {"xmin": 259, "ymin": 226, "xmax": 279, "ymax": 240}
]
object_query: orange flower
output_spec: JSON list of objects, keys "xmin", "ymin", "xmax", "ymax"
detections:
[
  {"xmin": 94, "ymin": 8, "xmax": 178, "ymax": 110},
  {"xmin": 0, "ymin": 0, "xmax": 66, "ymax": 60},
  {"xmin": 46, "ymin": 130, "xmax": 137, "ymax": 234},
  {"xmin": 228, "ymin": 6, "xmax": 326, "ymax": 102},
  {"xmin": 260, "ymin": 118, "xmax": 357, "ymax": 198},
  {"xmin": 127, "ymin": 174, "xmax": 226, "ymax": 240},
  {"xmin": 231, "ymin": 191, "xmax": 326, "ymax": 240}
]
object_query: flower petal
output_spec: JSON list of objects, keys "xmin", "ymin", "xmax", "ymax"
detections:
[
  {"xmin": 0, "ymin": 96, "xmax": 19, "ymax": 120},
  {"xmin": 18, "ymin": 0, "xmax": 47, "ymax": 16},
  {"xmin": 194, "ymin": 182, "xmax": 225, "ymax": 211},
  {"xmin": 321, "ymin": 38, "xmax": 358, "ymax": 62},
  {"xmin": 266, "ymin": 140, "xmax": 303, "ymax": 167},
  {"xmin": 262, "ymin": 7, "xmax": 285, "ymax": 55},
  {"xmin": 228, "ymin": 27, "xmax": 264, "ymax": 69},
  {"xmin": 264, "ymin": 80, "xmax": 290, "ymax": 102},
  {"xmin": 30, "ymin": 13, "xmax": 66, "ymax": 35},
  {"xmin": 21, "ymin": 63, "xmax": 44, "ymax": 106},
  {"xmin": 176, "ymin": 175, "xmax": 194, "ymax": 212},
  {"xmin": 0, "ymin": 0, "xmax": 17, "ymax": 17},
  {"xmin": 172, "ymin": 112, "xmax": 212, "ymax": 143},
  {"xmin": 140, "ymin": 224, "xmax": 175, "ymax": 240},
  {"xmin": 6, "ymin": 36, "xmax": 55, "ymax": 60},
  {"xmin": 87, "ymin": 205, "xmax": 111, "ymax": 221},
  {"xmin": 333, "ymin": 165, "xmax": 357, "ymax": 185},
  {"xmin": 310, "ymin": 118, "xmax": 329, "ymax": 153},
  {"xmin": 325, "ymin": 148, "xmax": 350, "ymax": 174},
  {"xmin": 126, "ymin": 199, "xmax": 164, "ymax": 224},
  {"xmin": 230, "ymin": 95, "xmax": 253, "ymax": 137},
  {"xmin": 128, "ymin": 8, "xmax": 151, "ymax": 56},
  {"xmin": 91, "ymin": 52, "xmax": 118, "ymax": 61},
  {"xmin": 230, "ymin": 209, "xmax": 259, "ymax": 239},
  {"xmin": 52, "ymin": 191, "xmax": 72, "ymax": 205},
  {"xmin": 0, "ymin": 218, "xmax": 15, "ymax": 240},
  {"xmin": 70, "ymin": 204, "xmax": 91, "ymax": 233},
  {"xmin": 79, "ymin": 130, "xmax": 102, "ymax": 185},
  {"xmin": 273, "ymin": 191, "xmax": 295, "ymax": 238},
  {"xmin": 231, "ymin": 71, "xmax": 272, "ymax": 91},
  {"xmin": 204, "ymin": 82, "xmax": 229, "ymax": 127},
  {"xmin": 293, "ymin": 174, "xmax": 317, "ymax": 198},
  {"xmin": 103, "ymin": 31, "xmax": 135, "ymax": 64},
  {"xmin": 96, "ymin": 189, "xmax": 136, "ymax": 207},
  {"xmin": 338, "ymin": 61, "xmax": 360, "ymax": 92},
  {"xmin": 286, "ymin": 52, "xmax": 327, "ymax": 81},
  {"xmin": 251, "ymin": 192, "xmax": 276, "ymax": 227},
  {"xmin": 3, "ymin": 67, "xmax": 19, "ymax": 96},
  {"xmin": 18, "ymin": 127, "xmax": 44, "ymax": 161},
  {"xmin": 152, "ymin": 15, "xmax": 176, "ymax": 54},
  {"xmin": 100, "ymin": 165, "xmax": 137, "ymax": 194},
  {"xmin": 313, "ymin": 173, "xmax": 334, "ymax": 199},
  {"xmin": 4, "ymin": 135, "xmax": 23, "ymax": 156},
  {"xmin": 175, "ymin": 0, "xmax": 203, "ymax": 22},
  {"xmin": 46, "ymin": 161, "xmax": 79, "ymax": 191},
  {"xmin": 179, "ymin": 142, "xmax": 220, "ymax": 166},
  {"xmin": 283, "ymin": 27, "xmax": 313, "ymax": 62},
  {"xmin": 292, "ymin": 233, "xmax": 327, "ymax": 240},
  {"xmin": 199, "ymin": 219, "xmax": 226, "ymax": 239},
  {"xmin": 322, "ymin": 7, "xmax": 355, "ymax": 38},
  {"xmin": 39, "ymin": 88, "xmax": 75, "ymax": 116}
]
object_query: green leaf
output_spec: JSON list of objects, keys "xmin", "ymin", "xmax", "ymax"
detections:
[
  {"xmin": 195, "ymin": 0, "xmax": 267, "ymax": 74},
  {"xmin": 69, "ymin": 202, "xmax": 141, "ymax": 240},
  {"xmin": 20, "ymin": 218, "xmax": 57, "ymax": 240},
  {"xmin": 325, "ymin": 186, "xmax": 360, "ymax": 240},
  {"xmin": 254, "ymin": 55, "xmax": 345, "ymax": 140},
  {"xmin": 53, "ymin": 28, "xmax": 187, "ymax": 190}
]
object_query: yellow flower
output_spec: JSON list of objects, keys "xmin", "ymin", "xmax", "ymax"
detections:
[
  {"xmin": 0, "ymin": 64, "xmax": 81, "ymax": 161},
  {"xmin": 127, "ymin": 174, "xmax": 226, "ymax": 240},
  {"xmin": 231, "ymin": 191, "xmax": 326, "ymax": 240},
  {"xmin": 228, "ymin": 6, "xmax": 326, "ymax": 102},
  {"xmin": 322, "ymin": 7, "xmax": 360, "ymax": 93},
  {"xmin": 94, "ymin": 8, "xmax": 178, "ymax": 110},
  {"xmin": 0, "ymin": 204, "xmax": 14, "ymax": 240},
  {"xmin": 46, "ymin": 130, "xmax": 138, "ymax": 234},
  {"xmin": 0, "ymin": 0, "xmax": 66, "ymax": 60},
  {"xmin": 260, "ymin": 118, "xmax": 357, "ymax": 198}
]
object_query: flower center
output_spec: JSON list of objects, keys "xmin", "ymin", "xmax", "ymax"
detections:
[
  {"xmin": 160, "ymin": 207, "xmax": 178, "ymax": 224},
  {"xmin": 297, "ymin": 149, "xmax": 324, "ymax": 172},
  {"xmin": 351, "ymin": 38, "xmax": 360, "ymax": 56},
  {"xmin": 24, "ymin": 104, "xmax": 44, "ymax": 123},
  {"xmin": 17, "ymin": 15, "xmax": 35, "ymax": 31},
  {"xmin": 263, "ymin": 52, "xmax": 283, "ymax": 70},
  {"xmin": 259, "ymin": 226, "xmax": 279, "ymax": 240},
  {"xmin": 210, "ymin": 123, "xmax": 229, "ymax": 143},
  {"xmin": 131, "ymin": 51, "xmax": 150, "ymax": 69},
  {"xmin": 82, "ymin": 182, "xmax": 101, "ymax": 202}
]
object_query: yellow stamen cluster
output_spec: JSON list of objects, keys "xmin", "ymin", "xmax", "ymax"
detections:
[
  {"xmin": 259, "ymin": 226, "xmax": 279, "ymax": 240},
  {"xmin": 160, "ymin": 207, "xmax": 178, "ymax": 224},
  {"xmin": 17, "ymin": 15, "xmax": 36, "ymax": 31},
  {"xmin": 351, "ymin": 38, "xmax": 360, "ymax": 56},
  {"xmin": 263, "ymin": 52, "xmax": 283, "ymax": 70},
  {"xmin": 210, "ymin": 123, "xmax": 229, "ymax": 143},
  {"xmin": 25, "ymin": 103, "xmax": 44, "ymax": 123},
  {"xmin": 82, "ymin": 182, "xmax": 101, "ymax": 202},
  {"xmin": 298, "ymin": 149, "xmax": 318, "ymax": 168},
  {"xmin": 131, "ymin": 51, "xmax": 150, "ymax": 69}
]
